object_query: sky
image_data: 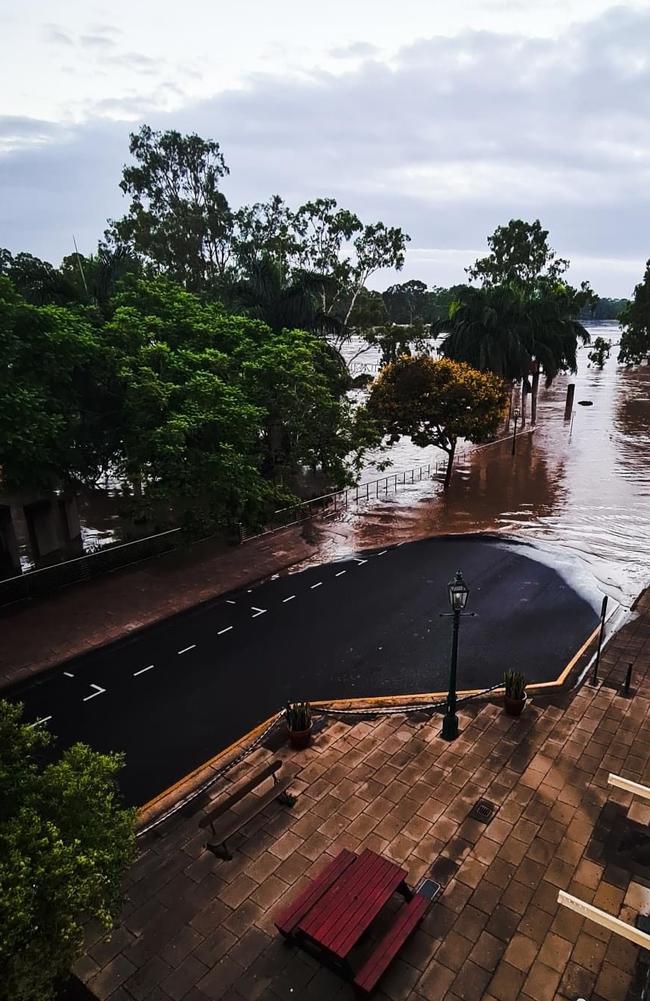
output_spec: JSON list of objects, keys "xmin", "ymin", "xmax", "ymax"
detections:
[{"xmin": 1, "ymin": 0, "xmax": 649, "ymax": 296}]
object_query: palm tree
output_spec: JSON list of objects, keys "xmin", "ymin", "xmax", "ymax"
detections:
[
  {"xmin": 229, "ymin": 256, "xmax": 342, "ymax": 338},
  {"xmin": 439, "ymin": 283, "xmax": 590, "ymax": 427},
  {"xmin": 522, "ymin": 288, "xmax": 590, "ymax": 424},
  {"xmin": 438, "ymin": 285, "xmax": 530, "ymax": 423}
]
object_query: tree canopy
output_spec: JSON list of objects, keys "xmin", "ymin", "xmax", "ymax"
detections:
[
  {"xmin": 0, "ymin": 274, "xmax": 364, "ymax": 532},
  {"xmin": 619, "ymin": 261, "xmax": 650, "ymax": 365},
  {"xmin": 0, "ymin": 701, "xmax": 135, "ymax": 1001},
  {"xmin": 467, "ymin": 218, "xmax": 571, "ymax": 289},
  {"xmin": 367, "ymin": 356, "xmax": 508, "ymax": 487}
]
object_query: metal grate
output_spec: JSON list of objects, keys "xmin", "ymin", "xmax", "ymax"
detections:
[{"xmin": 469, "ymin": 799, "xmax": 496, "ymax": 823}]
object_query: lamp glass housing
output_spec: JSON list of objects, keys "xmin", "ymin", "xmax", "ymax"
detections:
[{"xmin": 448, "ymin": 571, "xmax": 469, "ymax": 612}]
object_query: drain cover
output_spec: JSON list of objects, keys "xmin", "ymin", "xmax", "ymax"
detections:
[{"xmin": 469, "ymin": 799, "xmax": 496, "ymax": 823}]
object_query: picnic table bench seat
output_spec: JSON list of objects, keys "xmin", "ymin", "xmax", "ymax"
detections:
[
  {"xmin": 353, "ymin": 891, "xmax": 430, "ymax": 994},
  {"xmin": 199, "ymin": 759, "xmax": 295, "ymax": 859}
]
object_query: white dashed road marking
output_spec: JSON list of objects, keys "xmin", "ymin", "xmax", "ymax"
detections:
[
  {"xmin": 354, "ymin": 559, "xmax": 368, "ymax": 566},
  {"xmin": 335, "ymin": 570, "xmax": 346, "ymax": 577},
  {"xmin": 29, "ymin": 716, "xmax": 52, "ymax": 728},
  {"xmin": 310, "ymin": 582, "xmax": 322, "ymax": 589},
  {"xmin": 83, "ymin": 684, "xmax": 106, "ymax": 702},
  {"xmin": 226, "ymin": 599, "xmax": 236, "ymax": 605},
  {"xmin": 377, "ymin": 550, "xmax": 387, "ymax": 556},
  {"xmin": 251, "ymin": 607, "xmax": 267, "ymax": 618},
  {"xmin": 63, "ymin": 671, "xmax": 74, "ymax": 678},
  {"xmin": 283, "ymin": 595, "xmax": 295, "ymax": 603},
  {"xmin": 133, "ymin": 665, "xmax": 155, "ymax": 677},
  {"xmin": 218, "ymin": 626, "xmax": 233, "ymax": 635},
  {"xmin": 178, "ymin": 645, "xmax": 196, "ymax": 655}
]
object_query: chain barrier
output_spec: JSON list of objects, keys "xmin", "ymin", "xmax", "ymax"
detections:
[
  {"xmin": 314, "ymin": 681, "xmax": 503, "ymax": 719},
  {"xmin": 137, "ymin": 710, "xmax": 284, "ymax": 839},
  {"xmin": 138, "ymin": 681, "xmax": 504, "ymax": 838}
]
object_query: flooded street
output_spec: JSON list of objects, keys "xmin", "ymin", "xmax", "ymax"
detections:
[{"xmin": 337, "ymin": 324, "xmax": 650, "ymax": 608}]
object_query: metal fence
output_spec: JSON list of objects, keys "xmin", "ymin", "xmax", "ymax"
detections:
[
  {"xmin": 241, "ymin": 460, "xmax": 446, "ymax": 542},
  {"xmin": 0, "ymin": 528, "xmax": 181, "ymax": 608}
]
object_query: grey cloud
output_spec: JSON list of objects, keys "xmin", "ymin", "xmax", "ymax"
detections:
[
  {"xmin": 330, "ymin": 41, "xmax": 380, "ymax": 59},
  {"xmin": 79, "ymin": 33, "xmax": 117, "ymax": 50},
  {"xmin": 2, "ymin": 5, "xmax": 650, "ymax": 295},
  {"xmin": 44, "ymin": 24, "xmax": 74, "ymax": 46}
]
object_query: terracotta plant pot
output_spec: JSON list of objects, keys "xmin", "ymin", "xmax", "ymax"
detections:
[
  {"xmin": 288, "ymin": 725, "xmax": 312, "ymax": 749},
  {"xmin": 504, "ymin": 694, "xmax": 527, "ymax": 717}
]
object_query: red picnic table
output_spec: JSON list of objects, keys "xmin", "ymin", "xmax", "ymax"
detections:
[{"xmin": 275, "ymin": 848, "xmax": 436, "ymax": 994}]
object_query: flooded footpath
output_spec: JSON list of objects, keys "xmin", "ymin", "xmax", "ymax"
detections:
[{"xmin": 330, "ymin": 326, "xmax": 650, "ymax": 610}]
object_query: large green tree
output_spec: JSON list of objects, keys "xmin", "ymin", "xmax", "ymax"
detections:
[
  {"xmin": 619, "ymin": 261, "xmax": 650, "ymax": 364},
  {"xmin": 367, "ymin": 356, "xmax": 508, "ymax": 488},
  {"xmin": 108, "ymin": 126, "xmax": 233, "ymax": 292},
  {"xmin": 467, "ymin": 218, "xmax": 570, "ymax": 289},
  {"xmin": 0, "ymin": 278, "xmax": 117, "ymax": 491},
  {"xmin": 0, "ymin": 701, "xmax": 135, "ymax": 1001}
]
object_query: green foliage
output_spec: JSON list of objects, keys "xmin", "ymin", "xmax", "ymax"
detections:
[
  {"xmin": 467, "ymin": 219, "xmax": 570, "ymax": 289},
  {"xmin": 285, "ymin": 702, "xmax": 312, "ymax": 731},
  {"xmin": 441, "ymin": 282, "xmax": 591, "ymax": 389},
  {"xmin": 108, "ymin": 125, "xmax": 233, "ymax": 292},
  {"xmin": 503, "ymin": 670, "xmax": 526, "ymax": 699},
  {"xmin": 0, "ymin": 278, "xmax": 117, "ymax": 491},
  {"xmin": 580, "ymin": 297, "xmax": 629, "ymax": 321},
  {"xmin": 588, "ymin": 336, "xmax": 611, "ymax": 369},
  {"xmin": 0, "ymin": 701, "xmax": 136, "ymax": 1001},
  {"xmin": 619, "ymin": 261, "xmax": 650, "ymax": 364}
]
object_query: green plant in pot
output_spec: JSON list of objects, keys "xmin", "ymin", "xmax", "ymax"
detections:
[
  {"xmin": 286, "ymin": 702, "xmax": 313, "ymax": 749},
  {"xmin": 503, "ymin": 670, "xmax": 527, "ymax": 716}
]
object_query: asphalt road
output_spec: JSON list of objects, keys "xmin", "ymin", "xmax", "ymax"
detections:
[{"xmin": 8, "ymin": 536, "xmax": 600, "ymax": 806}]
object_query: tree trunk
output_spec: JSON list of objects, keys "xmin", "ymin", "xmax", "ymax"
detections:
[
  {"xmin": 507, "ymin": 382, "xmax": 514, "ymax": 429},
  {"xmin": 520, "ymin": 378, "xmax": 527, "ymax": 427},
  {"xmin": 531, "ymin": 360, "xmax": 540, "ymax": 425},
  {"xmin": 444, "ymin": 439, "xmax": 457, "ymax": 491}
]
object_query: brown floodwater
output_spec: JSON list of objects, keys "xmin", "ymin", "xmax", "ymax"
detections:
[{"xmin": 335, "ymin": 325, "xmax": 650, "ymax": 609}]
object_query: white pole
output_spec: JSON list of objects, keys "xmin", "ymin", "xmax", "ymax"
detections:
[
  {"xmin": 557, "ymin": 891, "xmax": 650, "ymax": 949},
  {"xmin": 608, "ymin": 774, "xmax": 650, "ymax": 802}
]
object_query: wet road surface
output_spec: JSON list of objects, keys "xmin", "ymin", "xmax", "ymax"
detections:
[{"xmin": 10, "ymin": 535, "xmax": 599, "ymax": 806}]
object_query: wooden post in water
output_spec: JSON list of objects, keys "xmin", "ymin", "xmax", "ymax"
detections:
[{"xmin": 564, "ymin": 383, "xmax": 575, "ymax": 420}]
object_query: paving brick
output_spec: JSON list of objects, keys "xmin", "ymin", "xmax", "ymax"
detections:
[
  {"xmin": 470, "ymin": 931, "xmax": 505, "ymax": 973},
  {"xmin": 522, "ymin": 960, "xmax": 562, "ymax": 1001}
]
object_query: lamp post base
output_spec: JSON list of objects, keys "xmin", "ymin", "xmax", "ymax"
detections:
[{"xmin": 441, "ymin": 713, "xmax": 459, "ymax": 741}]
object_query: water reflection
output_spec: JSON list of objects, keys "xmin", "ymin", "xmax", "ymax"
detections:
[{"xmin": 338, "ymin": 324, "xmax": 650, "ymax": 607}]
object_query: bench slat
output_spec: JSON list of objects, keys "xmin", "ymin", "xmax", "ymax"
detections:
[
  {"xmin": 274, "ymin": 849, "xmax": 357, "ymax": 937},
  {"xmin": 354, "ymin": 893, "xmax": 429, "ymax": 993},
  {"xmin": 206, "ymin": 777, "xmax": 293, "ymax": 854},
  {"xmin": 199, "ymin": 759, "xmax": 282, "ymax": 830}
]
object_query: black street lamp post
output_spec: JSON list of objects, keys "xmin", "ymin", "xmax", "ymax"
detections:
[
  {"xmin": 511, "ymin": 408, "xmax": 521, "ymax": 456},
  {"xmin": 441, "ymin": 570, "xmax": 470, "ymax": 741}
]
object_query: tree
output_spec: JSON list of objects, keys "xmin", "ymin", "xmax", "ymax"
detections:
[
  {"xmin": 467, "ymin": 219, "xmax": 570, "ymax": 289},
  {"xmin": 0, "ymin": 701, "xmax": 135, "ymax": 1001},
  {"xmin": 619, "ymin": 261, "xmax": 650, "ymax": 364},
  {"xmin": 108, "ymin": 126, "xmax": 233, "ymax": 292},
  {"xmin": 0, "ymin": 250, "xmax": 80, "ymax": 307},
  {"xmin": 367, "ymin": 356, "xmax": 508, "ymax": 489},
  {"xmin": 291, "ymin": 198, "xmax": 409, "ymax": 339},
  {"xmin": 588, "ymin": 336, "xmax": 611, "ymax": 369},
  {"xmin": 0, "ymin": 278, "xmax": 118, "ymax": 491},
  {"xmin": 104, "ymin": 277, "xmax": 362, "ymax": 529},
  {"xmin": 228, "ymin": 257, "xmax": 341, "ymax": 338}
]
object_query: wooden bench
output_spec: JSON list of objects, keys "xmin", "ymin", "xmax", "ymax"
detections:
[
  {"xmin": 199, "ymin": 759, "xmax": 295, "ymax": 860},
  {"xmin": 353, "ymin": 880, "xmax": 439, "ymax": 994}
]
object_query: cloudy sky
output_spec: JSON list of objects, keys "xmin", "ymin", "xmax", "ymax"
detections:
[{"xmin": 2, "ymin": 0, "xmax": 649, "ymax": 295}]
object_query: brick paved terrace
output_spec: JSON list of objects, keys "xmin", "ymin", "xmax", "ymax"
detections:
[{"xmin": 76, "ymin": 592, "xmax": 650, "ymax": 1001}]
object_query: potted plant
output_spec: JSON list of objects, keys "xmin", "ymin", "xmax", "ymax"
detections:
[
  {"xmin": 503, "ymin": 671, "xmax": 527, "ymax": 716},
  {"xmin": 286, "ymin": 702, "xmax": 313, "ymax": 749}
]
